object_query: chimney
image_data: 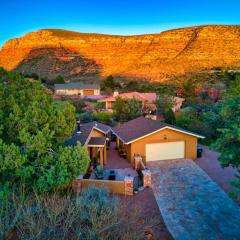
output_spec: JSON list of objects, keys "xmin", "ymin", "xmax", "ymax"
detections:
[
  {"xmin": 113, "ymin": 91, "xmax": 119, "ymax": 97},
  {"xmin": 77, "ymin": 120, "xmax": 81, "ymax": 134}
]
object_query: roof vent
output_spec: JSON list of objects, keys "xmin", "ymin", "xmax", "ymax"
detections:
[{"xmin": 77, "ymin": 120, "xmax": 81, "ymax": 134}]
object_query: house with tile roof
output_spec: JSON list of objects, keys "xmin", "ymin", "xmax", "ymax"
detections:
[
  {"xmin": 70, "ymin": 117, "xmax": 205, "ymax": 195},
  {"xmin": 66, "ymin": 116, "xmax": 204, "ymax": 171},
  {"xmin": 98, "ymin": 91, "xmax": 184, "ymax": 113}
]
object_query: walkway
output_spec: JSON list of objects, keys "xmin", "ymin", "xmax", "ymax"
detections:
[
  {"xmin": 147, "ymin": 159, "xmax": 240, "ymax": 240},
  {"xmin": 106, "ymin": 141, "xmax": 132, "ymax": 169}
]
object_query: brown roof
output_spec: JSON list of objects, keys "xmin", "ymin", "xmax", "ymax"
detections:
[
  {"xmin": 88, "ymin": 137, "xmax": 106, "ymax": 146},
  {"xmin": 112, "ymin": 116, "xmax": 204, "ymax": 143},
  {"xmin": 65, "ymin": 121, "xmax": 111, "ymax": 146},
  {"xmin": 65, "ymin": 125, "xmax": 93, "ymax": 146}
]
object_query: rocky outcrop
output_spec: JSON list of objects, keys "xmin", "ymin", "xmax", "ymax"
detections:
[{"xmin": 0, "ymin": 26, "xmax": 240, "ymax": 82}]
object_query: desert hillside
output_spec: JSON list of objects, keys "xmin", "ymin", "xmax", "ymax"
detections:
[{"xmin": 0, "ymin": 25, "xmax": 240, "ymax": 82}]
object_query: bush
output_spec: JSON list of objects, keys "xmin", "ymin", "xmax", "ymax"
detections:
[
  {"xmin": 94, "ymin": 101, "xmax": 105, "ymax": 111},
  {"xmin": 22, "ymin": 72, "xmax": 39, "ymax": 80},
  {"xmin": 113, "ymin": 97, "xmax": 141, "ymax": 122},
  {"xmin": 163, "ymin": 109, "xmax": 176, "ymax": 125},
  {"xmin": 101, "ymin": 75, "xmax": 121, "ymax": 93},
  {"xmin": 92, "ymin": 112, "xmax": 113, "ymax": 124},
  {"xmin": 0, "ymin": 186, "xmax": 154, "ymax": 240},
  {"xmin": 70, "ymin": 99, "xmax": 86, "ymax": 113},
  {"xmin": 175, "ymin": 107, "xmax": 200, "ymax": 131},
  {"xmin": 55, "ymin": 75, "xmax": 65, "ymax": 84},
  {"xmin": 79, "ymin": 112, "xmax": 94, "ymax": 123}
]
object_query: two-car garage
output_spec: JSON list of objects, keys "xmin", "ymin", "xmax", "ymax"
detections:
[
  {"xmin": 113, "ymin": 117, "xmax": 205, "ymax": 166},
  {"xmin": 145, "ymin": 141, "xmax": 185, "ymax": 161}
]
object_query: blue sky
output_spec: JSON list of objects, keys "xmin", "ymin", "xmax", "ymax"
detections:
[{"xmin": 1, "ymin": 0, "xmax": 240, "ymax": 46}]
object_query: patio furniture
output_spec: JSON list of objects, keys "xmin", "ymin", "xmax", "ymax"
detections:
[
  {"xmin": 108, "ymin": 170, "xmax": 116, "ymax": 180},
  {"xmin": 119, "ymin": 149, "xmax": 127, "ymax": 158},
  {"xmin": 94, "ymin": 165, "xmax": 105, "ymax": 180},
  {"xmin": 83, "ymin": 163, "xmax": 94, "ymax": 179}
]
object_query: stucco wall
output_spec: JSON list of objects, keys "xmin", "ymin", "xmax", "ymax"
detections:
[
  {"xmin": 91, "ymin": 128, "xmax": 105, "ymax": 138},
  {"xmin": 55, "ymin": 89, "xmax": 82, "ymax": 95},
  {"xmin": 72, "ymin": 179, "xmax": 126, "ymax": 195},
  {"xmin": 126, "ymin": 128, "xmax": 198, "ymax": 165},
  {"xmin": 55, "ymin": 88, "xmax": 100, "ymax": 96},
  {"xmin": 87, "ymin": 128, "xmax": 104, "ymax": 159}
]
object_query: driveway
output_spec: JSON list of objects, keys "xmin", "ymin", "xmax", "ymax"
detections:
[
  {"xmin": 195, "ymin": 146, "xmax": 238, "ymax": 192},
  {"xmin": 147, "ymin": 159, "xmax": 240, "ymax": 240}
]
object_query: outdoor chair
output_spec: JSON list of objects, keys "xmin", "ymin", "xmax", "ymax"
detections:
[
  {"xmin": 94, "ymin": 165, "xmax": 105, "ymax": 180},
  {"xmin": 118, "ymin": 148, "xmax": 127, "ymax": 158},
  {"xmin": 108, "ymin": 170, "xmax": 116, "ymax": 180}
]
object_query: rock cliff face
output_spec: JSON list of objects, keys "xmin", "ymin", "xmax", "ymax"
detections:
[{"xmin": 0, "ymin": 25, "xmax": 240, "ymax": 82}]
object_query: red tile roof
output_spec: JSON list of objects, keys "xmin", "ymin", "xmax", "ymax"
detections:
[{"xmin": 98, "ymin": 92, "xmax": 157, "ymax": 103}]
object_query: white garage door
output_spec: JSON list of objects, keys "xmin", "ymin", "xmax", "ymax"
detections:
[{"xmin": 146, "ymin": 141, "xmax": 185, "ymax": 161}]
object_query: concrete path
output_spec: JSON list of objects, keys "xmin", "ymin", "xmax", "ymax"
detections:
[{"xmin": 147, "ymin": 159, "xmax": 240, "ymax": 240}]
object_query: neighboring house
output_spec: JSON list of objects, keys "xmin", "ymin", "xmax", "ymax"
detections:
[
  {"xmin": 98, "ymin": 91, "xmax": 157, "ymax": 111},
  {"xmin": 172, "ymin": 96, "xmax": 185, "ymax": 112},
  {"xmin": 112, "ymin": 116, "xmax": 204, "ymax": 166},
  {"xmin": 98, "ymin": 91, "xmax": 184, "ymax": 113},
  {"xmin": 65, "ymin": 121, "xmax": 111, "ymax": 167},
  {"xmin": 54, "ymin": 83, "xmax": 100, "ymax": 96}
]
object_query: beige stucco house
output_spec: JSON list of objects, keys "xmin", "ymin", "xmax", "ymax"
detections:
[
  {"xmin": 55, "ymin": 83, "xmax": 100, "ymax": 96},
  {"xmin": 112, "ymin": 117, "xmax": 204, "ymax": 166}
]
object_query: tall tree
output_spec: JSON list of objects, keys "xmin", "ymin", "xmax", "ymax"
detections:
[
  {"xmin": 0, "ymin": 69, "xmax": 90, "ymax": 193},
  {"xmin": 101, "ymin": 75, "xmax": 121, "ymax": 93},
  {"xmin": 113, "ymin": 96, "xmax": 141, "ymax": 122},
  {"xmin": 156, "ymin": 95, "xmax": 175, "ymax": 124},
  {"xmin": 215, "ymin": 78, "xmax": 240, "ymax": 197},
  {"xmin": 126, "ymin": 97, "xmax": 141, "ymax": 120}
]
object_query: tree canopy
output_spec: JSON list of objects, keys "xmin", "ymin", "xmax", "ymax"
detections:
[
  {"xmin": 215, "ymin": 78, "xmax": 240, "ymax": 168},
  {"xmin": 113, "ymin": 96, "xmax": 141, "ymax": 122},
  {"xmin": 0, "ymin": 68, "xmax": 90, "ymax": 193},
  {"xmin": 156, "ymin": 95, "xmax": 175, "ymax": 124},
  {"xmin": 100, "ymin": 75, "xmax": 121, "ymax": 93}
]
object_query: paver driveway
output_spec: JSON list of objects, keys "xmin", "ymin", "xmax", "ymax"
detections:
[{"xmin": 147, "ymin": 159, "xmax": 240, "ymax": 240}]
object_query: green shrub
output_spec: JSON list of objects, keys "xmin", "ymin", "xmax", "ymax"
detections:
[
  {"xmin": 70, "ymin": 99, "xmax": 86, "ymax": 113},
  {"xmin": 94, "ymin": 101, "xmax": 105, "ymax": 110},
  {"xmin": 113, "ymin": 97, "xmax": 141, "ymax": 122},
  {"xmin": 0, "ymin": 186, "xmax": 153, "ymax": 240},
  {"xmin": 100, "ymin": 75, "xmax": 121, "ymax": 93},
  {"xmin": 92, "ymin": 112, "xmax": 113, "ymax": 124},
  {"xmin": 79, "ymin": 112, "xmax": 94, "ymax": 123}
]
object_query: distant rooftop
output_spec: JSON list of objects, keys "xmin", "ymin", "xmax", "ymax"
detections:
[
  {"xmin": 98, "ymin": 92, "xmax": 157, "ymax": 103},
  {"xmin": 54, "ymin": 83, "xmax": 100, "ymax": 90}
]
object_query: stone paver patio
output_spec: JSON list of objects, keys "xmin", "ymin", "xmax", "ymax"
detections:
[
  {"xmin": 105, "ymin": 141, "xmax": 132, "ymax": 169},
  {"xmin": 147, "ymin": 159, "xmax": 240, "ymax": 240}
]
